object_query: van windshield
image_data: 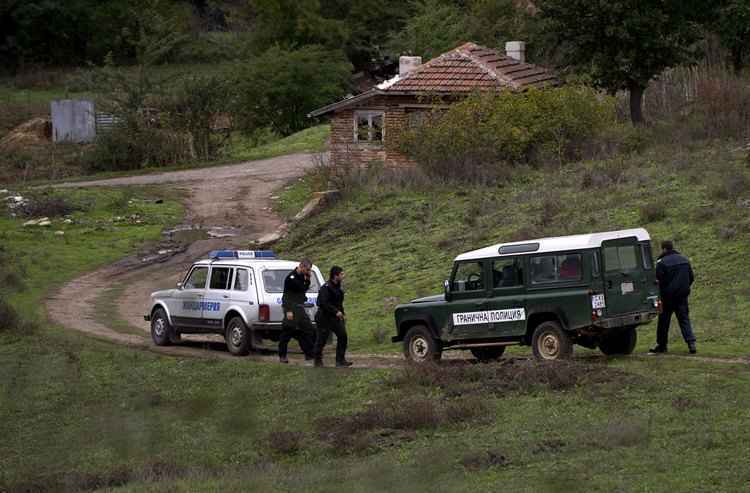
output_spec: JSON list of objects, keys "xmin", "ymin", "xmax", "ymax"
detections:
[{"xmin": 262, "ymin": 269, "xmax": 321, "ymax": 293}]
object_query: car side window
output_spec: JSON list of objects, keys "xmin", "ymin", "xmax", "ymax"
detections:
[
  {"xmin": 491, "ymin": 258, "xmax": 521, "ymax": 288},
  {"xmin": 531, "ymin": 254, "xmax": 582, "ymax": 284},
  {"xmin": 233, "ymin": 268, "xmax": 251, "ymax": 291},
  {"xmin": 209, "ymin": 267, "xmax": 231, "ymax": 290},
  {"xmin": 452, "ymin": 261, "xmax": 485, "ymax": 292},
  {"xmin": 641, "ymin": 243, "xmax": 653, "ymax": 270},
  {"xmin": 184, "ymin": 266, "xmax": 208, "ymax": 289}
]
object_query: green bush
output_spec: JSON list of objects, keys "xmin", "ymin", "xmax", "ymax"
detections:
[
  {"xmin": 233, "ymin": 45, "xmax": 352, "ymax": 136},
  {"xmin": 85, "ymin": 126, "xmax": 194, "ymax": 172},
  {"xmin": 398, "ymin": 86, "xmax": 616, "ymax": 180}
]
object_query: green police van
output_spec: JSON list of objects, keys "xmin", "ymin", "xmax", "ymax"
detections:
[{"xmin": 392, "ymin": 228, "xmax": 660, "ymax": 362}]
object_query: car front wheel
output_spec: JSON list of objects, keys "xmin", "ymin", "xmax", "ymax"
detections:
[
  {"xmin": 531, "ymin": 321, "xmax": 573, "ymax": 360},
  {"xmin": 599, "ymin": 326, "xmax": 637, "ymax": 356},
  {"xmin": 403, "ymin": 325, "xmax": 442, "ymax": 363},
  {"xmin": 151, "ymin": 308, "xmax": 173, "ymax": 346},
  {"xmin": 226, "ymin": 316, "xmax": 251, "ymax": 356}
]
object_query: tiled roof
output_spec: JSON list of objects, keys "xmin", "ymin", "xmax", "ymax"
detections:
[
  {"xmin": 308, "ymin": 42, "xmax": 559, "ymax": 117},
  {"xmin": 379, "ymin": 42, "xmax": 559, "ymax": 93}
]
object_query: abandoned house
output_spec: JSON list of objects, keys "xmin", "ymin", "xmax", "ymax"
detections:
[{"xmin": 309, "ymin": 41, "xmax": 560, "ymax": 168}]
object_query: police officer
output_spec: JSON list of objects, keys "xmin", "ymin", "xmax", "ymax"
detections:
[
  {"xmin": 650, "ymin": 240, "xmax": 697, "ymax": 354},
  {"xmin": 313, "ymin": 266, "xmax": 352, "ymax": 368},
  {"xmin": 279, "ymin": 259, "xmax": 315, "ymax": 364}
]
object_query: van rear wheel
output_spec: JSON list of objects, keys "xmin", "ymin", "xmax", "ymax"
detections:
[
  {"xmin": 470, "ymin": 346, "xmax": 506, "ymax": 361},
  {"xmin": 599, "ymin": 326, "xmax": 637, "ymax": 356},
  {"xmin": 531, "ymin": 321, "xmax": 573, "ymax": 360},
  {"xmin": 403, "ymin": 325, "xmax": 442, "ymax": 363}
]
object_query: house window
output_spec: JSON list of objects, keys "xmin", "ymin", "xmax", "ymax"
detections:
[{"xmin": 354, "ymin": 111, "xmax": 384, "ymax": 143}]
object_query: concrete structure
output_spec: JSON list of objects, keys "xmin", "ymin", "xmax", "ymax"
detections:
[
  {"xmin": 51, "ymin": 99, "xmax": 96, "ymax": 144},
  {"xmin": 505, "ymin": 41, "xmax": 526, "ymax": 63}
]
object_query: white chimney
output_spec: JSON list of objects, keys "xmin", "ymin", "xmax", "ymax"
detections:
[
  {"xmin": 399, "ymin": 56, "xmax": 422, "ymax": 76},
  {"xmin": 505, "ymin": 41, "xmax": 526, "ymax": 63}
]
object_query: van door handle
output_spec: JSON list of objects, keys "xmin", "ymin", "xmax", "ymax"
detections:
[{"xmin": 222, "ymin": 295, "xmax": 229, "ymax": 299}]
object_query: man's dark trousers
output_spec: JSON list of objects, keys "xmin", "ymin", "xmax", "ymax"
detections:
[
  {"xmin": 314, "ymin": 318, "xmax": 348, "ymax": 363},
  {"xmin": 657, "ymin": 297, "xmax": 696, "ymax": 349},
  {"xmin": 278, "ymin": 305, "xmax": 314, "ymax": 359}
]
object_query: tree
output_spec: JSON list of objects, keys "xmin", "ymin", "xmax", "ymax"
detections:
[
  {"xmin": 233, "ymin": 45, "xmax": 352, "ymax": 136},
  {"xmin": 713, "ymin": 0, "xmax": 750, "ymax": 73},
  {"xmin": 538, "ymin": 0, "xmax": 705, "ymax": 125},
  {"xmin": 387, "ymin": 0, "xmax": 470, "ymax": 60}
]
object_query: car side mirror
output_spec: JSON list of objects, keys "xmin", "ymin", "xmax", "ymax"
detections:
[
  {"xmin": 176, "ymin": 282, "xmax": 184, "ymax": 290},
  {"xmin": 443, "ymin": 279, "xmax": 452, "ymax": 301}
]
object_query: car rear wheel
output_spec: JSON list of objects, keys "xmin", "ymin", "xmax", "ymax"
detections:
[
  {"xmin": 151, "ymin": 308, "xmax": 173, "ymax": 346},
  {"xmin": 470, "ymin": 346, "xmax": 506, "ymax": 361},
  {"xmin": 403, "ymin": 325, "xmax": 442, "ymax": 363},
  {"xmin": 599, "ymin": 326, "xmax": 637, "ymax": 356},
  {"xmin": 531, "ymin": 321, "xmax": 573, "ymax": 360},
  {"xmin": 226, "ymin": 316, "xmax": 251, "ymax": 356}
]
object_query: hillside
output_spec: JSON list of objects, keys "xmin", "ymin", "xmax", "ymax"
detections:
[{"xmin": 277, "ymin": 141, "xmax": 750, "ymax": 357}]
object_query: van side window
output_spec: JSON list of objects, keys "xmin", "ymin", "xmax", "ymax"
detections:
[
  {"xmin": 604, "ymin": 245, "xmax": 638, "ymax": 272},
  {"xmin": 452, "ymin": 261, "xmax": 485, "ymax": 292},
  {"xmin": 531, "ymin": 254, "xmax": 582, "ymax": 283},
  {"xmin": 184, "ymin": 266, "xmax": 208, "ymax": 289},
  {"xmin": 491, "ymin": 258, "xmax": 521, "ymax": 288}
]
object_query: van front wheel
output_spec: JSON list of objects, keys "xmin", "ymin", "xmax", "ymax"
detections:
[
  {"xmin": 403, "ymin": 325, "xmax": 442, "ymax": 363},
  {"xmin": 599, "ymin": 326, "xmax": 637, "ymax": 356},
  {"xmin": 531, "ymin": 321, "xmax": 573, "ymax": 360}
]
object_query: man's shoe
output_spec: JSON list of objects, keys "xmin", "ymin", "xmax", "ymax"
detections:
[
  {"xmin": 314, "ymin": 359, "xmax": 324, "ymax": 368},
  {"xmin": 688, "ymin": 342, "xmax": 697, "ymax": 354},
  {"xmin": 336, "ymin": 360, "xmax": 353, "ymax": 368},
  {"xmin": 648, "ymin": 346, "xmax": 667, "ymax": 354},
  {"xmin": 279, "ymin": 357, "xmax": 289, "ymax": 364}
]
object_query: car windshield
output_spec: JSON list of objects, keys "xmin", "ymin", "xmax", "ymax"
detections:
[{"xmin": 262, "ymin": 269, "xmax": 320, "ymax": 293}]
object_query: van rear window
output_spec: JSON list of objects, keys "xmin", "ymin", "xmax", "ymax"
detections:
[
  {"xmin": 262, "ymin": 269, "xmax": 320, "ymax": 293},
  {"xmin": 604, "ymin": 245, "xmax": 638, "ymax": 272}
]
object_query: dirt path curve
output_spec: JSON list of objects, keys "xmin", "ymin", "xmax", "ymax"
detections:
[{"xmin": 46, "ymin": 154, "xmax": 407, "ymax": 368}]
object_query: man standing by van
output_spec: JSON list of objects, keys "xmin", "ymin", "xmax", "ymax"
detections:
[
  {"xmin": 650, "ymin": 240, "xmax": 697, "ymax": 354},
  {"xmin": 313, "ymin": 266, "xmax": 352, "ymax": 368},
  {"xmin": 279, "ymin": 259, "xmax": 315, "ymax": 363}
]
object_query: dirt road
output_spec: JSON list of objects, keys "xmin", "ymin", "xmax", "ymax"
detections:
[
  {"xmin": 45, "ymin": 154, "xmax": 748, "ymax": 368},
  {"xmin": 46, "ymin": 153, "xmax": 403, "ymax": 368}
]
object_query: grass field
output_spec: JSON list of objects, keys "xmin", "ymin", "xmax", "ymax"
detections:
[
  {"xmin": 2, "ymin": 134, "xmax": 750, "ymax": 491},
  {"xmin": 275, "ymin": 141, "xmax": 750, "ymax": 357}
]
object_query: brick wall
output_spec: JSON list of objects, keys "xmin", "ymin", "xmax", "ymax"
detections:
[{"xmin": 329, "ymin": 96, "xmax": 418, "ymax": 169}]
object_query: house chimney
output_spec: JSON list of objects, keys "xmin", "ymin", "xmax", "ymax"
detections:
[
  {"xmin": 505, "ymin": 41, "xmax": 525, "ymax": 63},
  {"xmin": 399, "ymin": 56, "xmax": 422, "ymax": 76}
]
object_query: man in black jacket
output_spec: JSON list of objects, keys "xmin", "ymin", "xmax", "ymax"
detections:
[
  {"xmin": 313, "ymin": 266, "xmax": 352, "ymax": 368},
  {"xmin": 278, "ymin": 259, "xmax": 315, "ymax": 363},
  {"xmin": 650, "ymin": 240, "xmax": 697, "ymax": 354}
]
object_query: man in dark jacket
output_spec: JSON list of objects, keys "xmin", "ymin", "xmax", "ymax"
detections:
[
  {"xmin": 278, "ymin": 259, "xmax": 315, "ymax": 364},
  {"xmin": 650, "ymin": 240, "xmax": 697, "ymax": 354},
  {"xmin": 313, "ymin": 266, "xmax": 352, "ymax": 368}
]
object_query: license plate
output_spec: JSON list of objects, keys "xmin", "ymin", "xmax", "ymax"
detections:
[
  {"xmin": 591, "ymin": 294, "xmax": 606, "ymax": 309},
  {"xmin": 621, "ymin": 282, "xmax": 634, "ymax": 294}
]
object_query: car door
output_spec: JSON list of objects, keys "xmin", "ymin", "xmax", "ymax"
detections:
[
  {"xmin": 446, "ymin": 260, "xmax": 491, "ymax": 340},
  {"xmin": 601, "ymin": 237, "xmax": 646, "ymax": 316},
  {"xmin": 485, "ymin": 257, "xmax": 527, "ymax": 337},
  {"xmin": 202, "ymin": 265, "xmax": 233, "ymax": 333},
  {"xmin": 169, "ymin": 265, "xmax": 208, "ymax": 330}
]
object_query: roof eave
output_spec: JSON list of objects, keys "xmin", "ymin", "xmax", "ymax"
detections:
[{"xmin": 308, "ymin": 90, "xmax": 383, "ymax": 118}]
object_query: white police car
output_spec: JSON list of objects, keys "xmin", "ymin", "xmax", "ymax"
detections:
[{"xmin": 144, "ymin": 250, "xmax": 324, "ymax": 355}]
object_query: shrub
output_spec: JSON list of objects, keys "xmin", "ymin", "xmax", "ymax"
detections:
[
  {"xmin": 85, "ymin": 126, "xmax": 195, "ymax": 172},
  {"xmin": 639, "ymin": 203, "xmax": 666, "ymax": 223},
  {"xmin": 268, "ymin": 431, "xmax": 304, "ymax": 456},
  {"xmin": 398, "ymin": 86, "xmax": 616, "ymax": 181}
]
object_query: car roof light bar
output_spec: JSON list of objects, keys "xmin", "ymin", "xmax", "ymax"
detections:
[{"xmin": 208, "ymin": 250, "xmax": 277, "ymax": 259}]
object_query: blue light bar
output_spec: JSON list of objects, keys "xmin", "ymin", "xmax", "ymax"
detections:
[{"xmin": 208, "ymin": 250, "xmax": 276, "ymax": 259}]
